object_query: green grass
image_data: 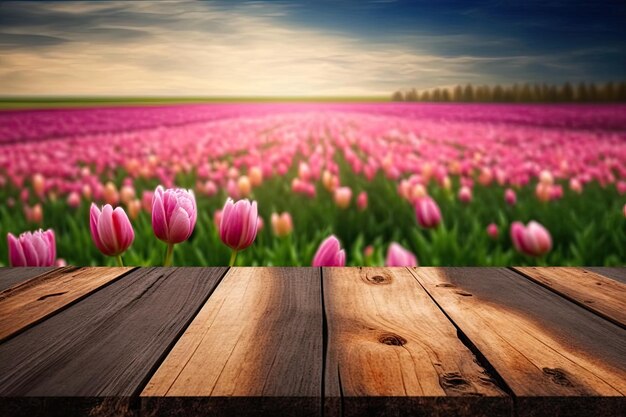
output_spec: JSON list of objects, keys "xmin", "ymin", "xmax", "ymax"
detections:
[
  {"xmin": 1, "ymin": 162, "xmax": 623, "ymax": 267},
  {"xmin": 0, "ymin": 96, "xmax": 390, "ymax": 110}
]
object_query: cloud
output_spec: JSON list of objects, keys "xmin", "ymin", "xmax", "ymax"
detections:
[{"xmin": 0, "ymin": 1, "xmax": 616, "ymax": 96}]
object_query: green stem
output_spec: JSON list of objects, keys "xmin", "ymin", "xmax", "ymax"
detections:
[
  {"xmin": 229, "ymin": 250, "xmax": 238, "ymax": 267},
  {"xmin": 115, "ymin": 255, "xmax": 124, "ymax": 267},
  {"xmin": 164, "ymin": 243, "xmax": 175, "ymax": 267}
]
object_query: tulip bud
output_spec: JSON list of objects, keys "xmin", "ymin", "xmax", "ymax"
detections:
[
  {"xmin": 152, "ymin": 186, "xmax": 197, "ymax": 245},
  {"xmin": 7, "ymin": 229, "xmax": 56, "ymax": 267},
  {"xmin": 487, "ymin": 223, "xmax": 499, "ymax": 239},
  {"xmin": 127, "ymin": 199, "xmax": 142, "ymax": 220},
  {"xmin": 249, "ymin": 166, "xmax": 263, "ymax": 187},
  {"xmin": 510, "ymin": 221, "xmax": 552, "ymax": 257},
  {"xmin": 334, "ymin": 187, "xmax": 352, "ymax": 209},
  {"xmin": 569, "ymin": 178, "xmax": 582, "ymax": 194},
  {"xmin": 219, "ymin": 198, "xmax": 259, "ymax": 251},
  {"xmin": 142, "ymin": 191, "xmax": 154, "ymax": 213},
  {"xmin": 458, "ymin": 186, "xmax": 472, "ymax": 204},
  {"xmin": 539, "ymin": 170, "xmax": 554, "ymax": 186},
  {"xmin": 32, "ymin": 173, "xmax": 45, "ymax": 197},
  {"xmin": 67, "ymin": 191, "xmax": 81, "ymax": 209},
  {"xmin": 356, "ymin": 191, "xmax": 368, "ymax": 211},
  {"xmin": 385, "ymin": 242, "xmax": 418, "ymax": 267},
  {"xmin": 90, "ymin": 204, "xmax": 134, "ymax": 257},
  {"xmin": 312, "ymin": 235, "xmax": 345, "ymax": 267},
  {"xmin": 271, "ymin": 212, "xmax": 293, "ymax": 237},
  {"xmin": 414, "ymin": 196, "xmax": 442, "ymax": 228},
  {"xmin": 237, "ymin": 175, "xmax": 252, "ymax": 197},
  {"xmin": 505, "ymin": 188, "xmax": 517, "ymax": 206},
  {"xmin": 120, "ymin": 185, "xmax": 136, "ymax": 205},
  {"xmin": 103, "ymin": 182, "xmax": 119, "ymax": 206}
]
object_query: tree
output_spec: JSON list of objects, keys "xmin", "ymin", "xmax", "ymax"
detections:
[
  {"xmin": 391, "ymin": 90, "xmax": 404, "ymax": 101},
  {"xmin": 463, "ymin": 84, "xmax": 474, "ymax": 102}
]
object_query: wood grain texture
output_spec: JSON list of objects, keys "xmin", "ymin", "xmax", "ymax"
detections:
[
  {"xmin": 409, "ymin": 267, "xmax": 626, "ymax": 417},
  {"xmin": 0, "ymin": 268, "xmax": 54, "ymax": 292},
  {"xmin": 0, "ymin": 266, "xmax": 133, "ymax": 341},
  {"xmin": 584, "ymin": 267, "xmax": 626, "ymax": 284},
  {"xmin": 141, "ymin": 267, "xmax": 323, "ymax": 417},
  {"xmin": 0, "ymin": 267, "xmax": 227, "ymax": 417},
  {"xmin": 514, "ymin": 267, "xmax": 626, "ymax": 328},
  {"xmin": 323, "ymin": 267, "xmax": 510, "ymax": 417}
]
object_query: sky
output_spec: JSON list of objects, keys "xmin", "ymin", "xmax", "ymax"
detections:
[{"xmin": 0, "ymin": 0, "xmax": 624, "ymax": 96}]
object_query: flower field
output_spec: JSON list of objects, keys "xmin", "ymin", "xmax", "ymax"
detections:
[{"xmin": 1, "ymin": 103, "xmax": 625, "ymax": 266}]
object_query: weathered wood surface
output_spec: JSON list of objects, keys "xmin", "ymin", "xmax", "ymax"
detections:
[
  {"xmin": 584, "ymin": 267, "xmax": 626, "ymax": 284},
  {"xmin": 514, "ymin": 267, "xmax": 626, "ymax": 328},
  {"xmin": 0, "ymin": 267, "xmax": 133, "ymax": 342},
  {"xmin": 141, "ymin": 267, "xmax": 323, "ymax": 417},
  {"xmin": 409, "ymin": 267, "xmax": 626, "ymax": 417},
  {"xmin": 0, "ymin": 266, "xmax": 624, "ymax": 417},
  {"xmin": 0, "ymin": 268, "xmax": 54, "ymax": 292},
  {"xmin": 0, "ymin": 267, "xmax": 227, "ymax": 417},
  {"xmin": 323, "ymin": 267, "xmax": 510, "ymax": 417}
]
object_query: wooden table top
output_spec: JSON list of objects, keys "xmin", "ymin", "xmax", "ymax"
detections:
[{"xmin": 0, "ymin": 267, "xmax": 624, "ymax": 417}]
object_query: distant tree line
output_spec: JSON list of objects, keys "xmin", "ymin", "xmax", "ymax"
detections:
[{"xmin": 391, "ymin": 82, "xmax": 626, "ymax": 102}]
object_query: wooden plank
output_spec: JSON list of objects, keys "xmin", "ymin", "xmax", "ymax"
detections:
[
  {"xmin": 0, "ymin": 267, "xmax": 54, "ymax": 292},
  {"xmin": 514, "ymin": 267, "xmax": 626, "ymax": 328},
  {"xmin": 584, "ymin": 267, "xmax": 626, "ymax": 284},
  {"xmin": 0, "ymin": 267, "xmax": 227, "ymax": 417},
  {"xmin": 141, "ymin": 267, "xmax": 323, "ymax": 417},
  {"xmin": 323, "ymin": 267, "xmax": 510, "ymax": 417},
  {"xmin": 0, "ymin": 266, "xmax": 133, "ymax": 342},
  {"xmin": 409, "ymin": 267, "xmax": 626, "ymax": 417}
]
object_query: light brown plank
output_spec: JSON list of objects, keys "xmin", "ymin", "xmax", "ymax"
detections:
[
  {"xmin": 409, "ymin": 267, "xmax": 626, "ymax": 417},
  {"xmin": 141, "ymin": 267, "xmax": 323, "ymax": 417},
  {"xmin": 0, "ymin": 266, "xmax": 134, "ymax": 342},
  {"xmin": 514, "ymin": 267, "xmax": 626, "ymax": 328},
  {"xmin": 324, "ymin": 267, "xmax": 509, "ymax": 417}
]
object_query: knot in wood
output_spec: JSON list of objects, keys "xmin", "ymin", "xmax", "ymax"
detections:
[
  {"xmin": 436, "ymin": 283, "xmax": 456, "ymax": 288},
  {"xmin": 364, "ymin": 274, "xmax": 391, "ymax": 285},
  {"xmin": 455, "ymin": 291, "xmax": 473, "ymax": 297},
  {"xmin": 378, "ymin": 333, "xmax": 407, "ymax": 346},
  {"xmin": 542, "ymin": 367, "xmax": 573, "ymax": 387}
]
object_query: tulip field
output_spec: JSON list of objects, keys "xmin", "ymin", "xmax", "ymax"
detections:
[{"xmin": 1, "ymin": 103, "xmax": 625, "ymax": 267}]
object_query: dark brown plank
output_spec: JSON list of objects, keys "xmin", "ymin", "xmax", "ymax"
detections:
[
  {"xmin": 514, "ymin": 267, "xmax": 626, "ymax": 328},
  {"xmin": 141, "ymin": 267, "xmax": 323, "ymax": 417},
  {"xmin": 0, "ymin": 268, "xmax": 54, "ymax": 292},
  {"xmin": 323, "ymin": 267, "xmax": 510, "ymax": 417},
  {"xmin": 584, "ymin": 267, "xmax": 626, "ymax": 284},
  {"xmin": 0, "ymin": 266, "xmax": 134, "ymax": 342},
  {"xmin": 409, "ymin": 267, "xmax": 626, "ymax": 417},
  {"xmin": 0, "ymin": 267, "xmax": 227, "ymax": 417}
]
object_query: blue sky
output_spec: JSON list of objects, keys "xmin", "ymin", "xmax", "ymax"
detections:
[{"xmin": 0, "ymin": 0, "xmax": 624, "ymax": 96}]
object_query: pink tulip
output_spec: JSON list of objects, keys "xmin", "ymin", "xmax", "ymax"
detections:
[
  {"xmin": 617, "ymin": 181, "xmax": 626, "ymax": 195},
  {"xmin": 152, "ymin": 186, "xmax": 197, "ymax": 245},
  {"xmin": 385, "ymin": 242, "xmax": 418, "ymax": 267},
  {"xmin": 487, "ymin": 223, "xmax": 499, "ymax": 239},
  {"xmin": 220, "ymin": 198, "xmax": 259, "ymax": 265},
  {"xmin": 67, "ymin": 191, "xmax": 81, "ymax": 209},
  {"xmin": 271, "ymin": 212, "xmax": 293, "ymax": 237},
  {"xmin": 312, "ymin": 235, "xmax": 345, "ymax": 267},
  {"xmin": 334, "ymin": 186, "xmax": 352, "ymax": 209},
  {"xmin": 357, "ymin": 191, "xmax": 368, "ymax": 211},
  {"xmin": 24, "ymin": 203, "xmax": 43, "ymax": 224},
  {"xmin": 363, "ymin": 245, "xmax": 374, "ymax": 258},
  {"xmin": 7, "ymin": 229, "xmax": 56, "ymax": 267},
  {"xmin": 510, "ymin": 221, "xmax": 552, "ymax": 257},
  {"xmin": 414, "ymin": 196, "xmax": 442, "ymax": 228},
  {"xmin": 458, "ymin": 186, "xmax": 472, "ymax": 203},
  {"xmin": 90, "ymin": 204, "xmax": 134, "ymax": 261},
  {"xmin": 505, "ymin": 188, "xmax": 517, "ymax": 206},
  {"xmin": 569, "ymin": 178, "xmax": 583, "ymax": 194},
  {"xmin": 141, "ymin": 191, "xmax": 154, "ymax": 213},
  {"xmin": 213, "ymin": 209, "xmax": 223, "ymax": 229},
  {"xmin": 55, "ymin": 258, "xmax": 67, "ymax": 267}
]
